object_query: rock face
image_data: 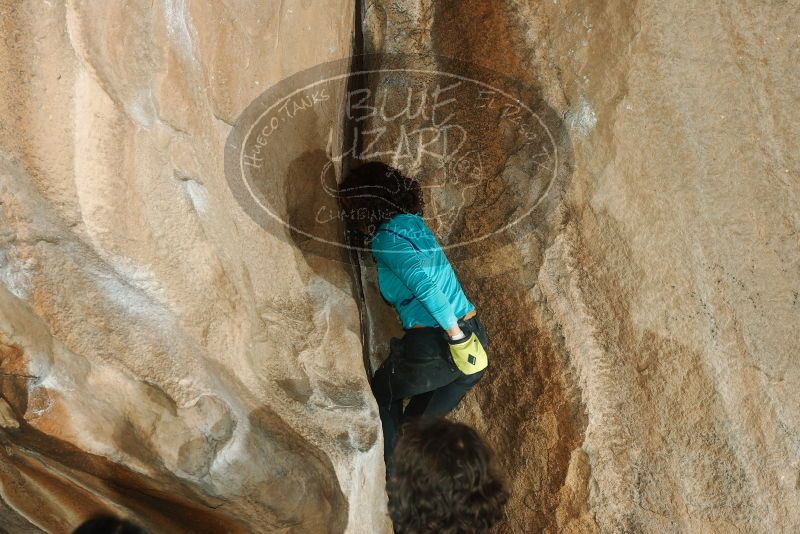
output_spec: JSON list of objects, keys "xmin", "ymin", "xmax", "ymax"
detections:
[
  {"xmin": 0, "ymin": 1, "xmax": 389, "ymax": 533},
  {"xmin": 1, "ymin": 1, "xmax": 798, "ymax": 533},
  {"xmin": 359, "ymin": 1, "xmax": 800, "ymax": 533}
]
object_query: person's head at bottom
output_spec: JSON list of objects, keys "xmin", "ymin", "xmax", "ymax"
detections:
[
  {"xmin": 387, "ymin": 418, "xmax": 508, "ymax": 534},
  {"xmin": 72, "ymin": 514, "xmax": 147, "ymax": 534}
]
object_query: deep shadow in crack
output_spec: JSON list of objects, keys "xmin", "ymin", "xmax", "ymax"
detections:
[{"xmin": 0, "ymin": 422, "xmax": 247, "ymax": 534}]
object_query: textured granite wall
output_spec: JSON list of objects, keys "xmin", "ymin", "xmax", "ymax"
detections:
[{"xmin": 0, "ymin": 1, "xmax": 389, "ymax": 532}]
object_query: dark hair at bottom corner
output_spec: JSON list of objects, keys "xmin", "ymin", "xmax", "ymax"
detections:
[
  {"xmin": 72, "ymin": 514, "xmax": 148, "ymax": 534},
  {"xmin": 387, "ymin": 418, "xmax": 509, "ymax": 534}
]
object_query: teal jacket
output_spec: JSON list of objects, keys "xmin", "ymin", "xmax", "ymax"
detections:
[{"xmin": 370, "ymin": 213, "xmax": 475, "ymax": 330}]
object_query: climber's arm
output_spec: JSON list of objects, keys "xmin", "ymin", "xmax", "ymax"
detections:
[{"xmin": 372, "ymin": 233, "xmax": 462, "ymax": 335}]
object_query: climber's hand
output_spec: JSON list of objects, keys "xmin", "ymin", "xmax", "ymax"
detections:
[
  {"xmin": 446, "ymin": 325, "xmax": 465, "ymax": 340},
  {"xmin": 447, "ymin": 327, "xmax": 488, "ymax": 375}
]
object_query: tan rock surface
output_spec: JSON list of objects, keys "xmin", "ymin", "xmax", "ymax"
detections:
[
  {"xmin": 0, "ymin": 1, "xmax": 389, "ymax": 533},
  {"xmin": 1, "ymin": 1, "xmax": 798, "ymax": 533},
  {"xmin": 361, "ymin": 1, "xmax": 799, "ymax": 533}
]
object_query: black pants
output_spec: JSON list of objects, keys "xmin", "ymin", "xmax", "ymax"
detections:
[{"xmin": 371, "ymin": 314, "xmax": 488, "ymax": 464}]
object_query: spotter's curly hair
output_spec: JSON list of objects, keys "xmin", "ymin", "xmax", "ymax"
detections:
[
  {"xmin": 338, "ymin": 161, "xmax": 424, "ymax": 233},
  {"xmin": 387, "ymin": 419, "xmax": 509, "ymax": 534}
]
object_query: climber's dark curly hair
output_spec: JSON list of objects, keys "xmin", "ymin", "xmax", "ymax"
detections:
[
  {"xmin": 387, "ymin": 419, "xmax": 509, "ymax": 534},
  {"xmin": 338, "ymin": 161, "xmax": 424, "ymax": 234}
]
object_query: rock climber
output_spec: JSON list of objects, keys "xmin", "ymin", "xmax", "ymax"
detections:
[{"xmin": 339, "ymin": 161, "xmax": 490, "ymax": 464}]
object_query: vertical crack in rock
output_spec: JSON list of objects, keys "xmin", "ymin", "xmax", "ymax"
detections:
[
  {"xmin": 342, "ymin": 0, "xmax": 374, "ymax": 381},
  {"xmin": 1, "ymin": 0, "xmax": 798, "ymax": 532},
  {"xmin": 353, "ymin": 2, "xmax": 587, "ymax": 532}
]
